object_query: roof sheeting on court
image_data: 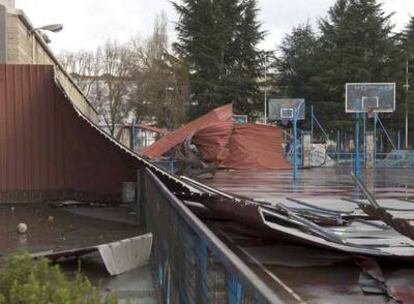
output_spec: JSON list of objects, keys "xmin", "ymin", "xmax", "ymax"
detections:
[
  {"xmin": 191, "ymin": 121, "xmax": 234, "ymax": 162},
  {"xmin": 141, "ymin": 104, "xmax": 291, "ymax": 170},
  {"xmin": 140, "ymin": 104, "xmax": 234, "ymax": 158},
  {"xmin": 220, "ymin": 124, "xmax": 291, "ymax": 170}
]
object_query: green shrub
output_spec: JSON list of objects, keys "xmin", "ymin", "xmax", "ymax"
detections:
[{"xmin": 0, "ymin": 251, "xmax": 117, "ymax": 304}]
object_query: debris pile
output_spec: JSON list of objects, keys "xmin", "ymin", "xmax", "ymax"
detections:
[{"xmin": 141, "ymin": 104, "xmax": 290, "ymax": 172}]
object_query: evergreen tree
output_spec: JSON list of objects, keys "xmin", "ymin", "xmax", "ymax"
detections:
[
  {"xmin": 173, "ymin": 0, "xmax": 264, "ymax": 118},
  {"xmin": 275, "ymin": 24, "xmax": 319, "ymax": 102},
  {"xmin": 398, "ymin": 17, "xmax": 414, "ymax": 141},
  {"xmin": 314, "ymin": 0, "xmax": 396, "ymax": 129}
]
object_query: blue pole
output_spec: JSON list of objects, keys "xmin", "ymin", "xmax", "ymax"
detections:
[
  {"xmin": 363, "ymin": 113, "xmax": 367, "ymax": 163},
  {"xmin": 293, "ymin": 109, "xmax": 298, "ymax": 180},
  {"xmin": 336, "ymin": 129, "xmax": 340, "ymax": 162},
  {"xmin": 336, "ymin": 130, "xmax": 340, "ymax": 151},
  {"xmin": 397, "ymin": 130, "xmax": 401, "ymax": 152},
  {"xmin": 374, "ymin": 113, "xmax": 377, "ymax": 167},
  {"xmin": 354, "ymin": 113, "xmax": 361, "ymax": 177},
  {"xmin": 311, "ymin": 105, "xmax": 314, "ymax": 143}
]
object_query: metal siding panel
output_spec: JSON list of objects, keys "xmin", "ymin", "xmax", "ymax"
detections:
[
  {"xmin": 54, "ymin": 85, "xmax": 65, "ymax": 190},
  {"xmin": 40, "ymin": 66, "xmax": 49, "ymax": 190},
  {"xmin": 0, "ymin": 64, "xmax": 137, "ymax": 202},
  {"xmin": 46, "ymin": 66, "xmax": 57, "ymax": 191},
  {"xmin": 22, "ymin": 64, "xmax": 33, "ymax": 192},
  {"xmin": 31, "ymin": 65, "xmax": 41, "ymax": 191},
  {"xmin": 14, "ymin": 64, "xmax": 25, "ymax": 190},
  {"xmin": 0, "ymin": 66, "xmax": 6, "ymax": 192}
]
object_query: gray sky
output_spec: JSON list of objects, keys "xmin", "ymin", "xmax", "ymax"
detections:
[{"xmin": 15, "ymin": 0, "xmax": 414, "ymax": 53}]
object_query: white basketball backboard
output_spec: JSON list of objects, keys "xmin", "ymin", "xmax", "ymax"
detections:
[
  {"xmin": 268, "ymin": 98, "xmax": 305, "ymax": 121},
  {"xmin": 346, "ymin": 83, "xmax": 396, "ymax": 113}
]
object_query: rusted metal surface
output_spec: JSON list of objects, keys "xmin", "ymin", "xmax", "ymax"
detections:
[
  {"xmin": 0, "ymin": 65, "xmax": 138, "ymax": 202},
  {"xmin": 220, "ymin": 124, "xmax": 290, "ymax": 170},
  {"xmin": 141, "ymin": 104, "xmax": 291, "ymax": 170},
  {"xmin": 352, "ymin": 172, "xmax": 414, "ymax": 241},
  {"xmin": 141, "ymin": 103, "xmax": 233, "ymax": 158},
  {"xmin": 0, "ymin": 203, "xmax": 139, "ymax": 256}
]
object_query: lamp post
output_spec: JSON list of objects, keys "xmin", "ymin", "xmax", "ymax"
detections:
[
  {"xmin": 262, "ymin": 50, "xmax": 274, "ymax": 124},
  {"xmin": 31, "ymin": 24, "xmax": 63, "ymax": 64}
]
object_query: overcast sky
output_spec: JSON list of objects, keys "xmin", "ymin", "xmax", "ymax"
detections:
[{"xmin": 14, "ymin": 0, "xmax": 414, "ymax": 53}]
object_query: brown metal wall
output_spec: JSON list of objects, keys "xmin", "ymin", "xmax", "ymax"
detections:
[{"xmin": 0, "ymin": 64, "xmax": 138, "ymax": 203}]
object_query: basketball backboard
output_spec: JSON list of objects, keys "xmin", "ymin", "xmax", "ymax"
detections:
[
  {"xmin": 345, "ymin": 83, "xmax": 396, "ymax": 113},
  {"xmin": 233, "ymin": 115, "xmax": 248, "ymax": 124},
  {"xmin": 268, "ymin": 98, "xmax": 305, "ymax": 120}
]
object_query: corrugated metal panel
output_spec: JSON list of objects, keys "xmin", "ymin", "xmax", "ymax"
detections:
[
  {"xmin": 140, "ymin": 104, "xmax": 233, "ymax": 158},
  {"xmin": 0, "ymin": 64, "xmax": 138, "ymax": 202},
  {"xmin": 220, "ymin": 124, "xmax": 291, "ymax": 170}
]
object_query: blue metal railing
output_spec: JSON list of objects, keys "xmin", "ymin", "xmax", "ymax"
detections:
[
  {"xmin": 327, "ymin": 150, "xmax": 414, "ymax": 168},
  {"xmin": 142, "ymin": 168, "xmax": 282, "ymax": 304}
]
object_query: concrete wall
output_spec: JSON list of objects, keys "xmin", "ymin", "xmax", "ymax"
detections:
[
  {"xmin": 0, "ymin": 3, "xmax": 99, "ymax": 122},
  {"xmin": 6, "ymin": 12, "xmax": 55, "ymax": 65},
  {"xmin": 0, "ymin": 5, "xmax": 6, "ymax": 63}
]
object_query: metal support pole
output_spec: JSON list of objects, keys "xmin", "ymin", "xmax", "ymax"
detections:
[
  {"xmin": 363, "ymin": 113, "xmax": 366, "ymax": 163},
  {"xmin": 354, "ymin": 113, "xmax": 361, "ymax": 177},
  {"xmin": 405, "ymin": 59, "xmax": 410, "ymax": 149},
  {"xmin": 264, "ymin": 54, "xmax": 267, "ymax": 124},
  {"xmin": 336, "ymin": 130, "xmax": 340, "ymax": 162},
  {"xmin": 293, "ymin": 110, "xmax": 299, "ymax": 180},
  {"xmin": 336, "ymin": 130, "xmax": 340, "ymax": 152},
  {"xmin": 397, "ymin": 130, "xmax": 401, "ymax": 152},
  {"xmin": 373, "ymin": 113, "xmax": 377, "ymax": 167},
  {"xmin": 131, "ymin": 119, "xmax": 136, "ymax": 151},
  {"xmin": 311, "ymin": 105, "xmax": 314, "ymax": 143}
]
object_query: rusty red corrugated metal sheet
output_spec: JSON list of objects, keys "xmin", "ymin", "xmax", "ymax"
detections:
[
  {"xmin": 0, "ymin": 65, "xmax": 138, "ymax": 203},
  {"xmin": 220, "ymin": 124, "xmax": 291, "ymax": 170},
  {"xmin": 192, "ymin": 121, "xmax": 233, "ymax": 162},
  {"xmin": 140, "ymin": 104, "xmax": 233, "ymax": 158}
]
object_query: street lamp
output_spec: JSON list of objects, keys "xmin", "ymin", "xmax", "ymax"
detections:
[
  {"xmin": 30, "ymin": 24, "xmax": 63, "ymax": 63},
  {"xmin": 34, "ymin": 24, "xmax": 64, "ymax": 33}
]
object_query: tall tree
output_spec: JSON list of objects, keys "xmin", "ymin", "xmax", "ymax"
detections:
[
  {"xmin": 314, "ymin": 0, "xmax": 396, "ymax": 129},
  {"xmin": 173, "ymin": 0, "xmax": 264, "ymax": 118},
  {"xmin": 398, "ymin": 17, "xmax": 414, "ymax": 144},
  {"xmin": 129, "ymin": 13, "xmax": 190, "ymax": 129},
  {"xmin": 275, "ymin": 24, "xmax": 319, "ymax": 102}
]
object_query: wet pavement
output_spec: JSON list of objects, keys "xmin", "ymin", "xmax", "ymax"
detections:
[
  {"xmin": 208, "ymin": 167, "xmax": 414, "ymax": 200},
  {"xmin": 60, "ymin": 256, "xmax": 159, "ymax": 304},
  {"xmin": 0, "ymin": 203, "xmax": 140, "ymax": 256},
  {"xmin": 207, "ymin": 167, "xmax": 414, "ymax": 303},
  {"xmin": 0, "ymin": 203, "xmax": 159, "ymax": 304}
]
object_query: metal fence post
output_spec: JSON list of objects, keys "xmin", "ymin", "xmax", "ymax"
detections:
[
  {"xmin": 354, "ymin": 113, "xmax": 361, "ymax": 177},
  {"xmin": 293, "ymin": 109, "xmax": 299, "ymax": 180},
  {"xmin": 374, "ymin": 113, "xmax": 377, "ymax": 167},
  {"xmin": 363, "ymin": 113, "xmax": 367, "ymax": 163},
  {"xmin": 311, "ymin": 104, "xmax": 314, "ymax": 143},
  {"xmin": 226, "ymin": 272, "xmax": 243, "ymax": 304},
  {"xmin": 397, "ymin": 130, "xmax": 401, "ymax": 152}
]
